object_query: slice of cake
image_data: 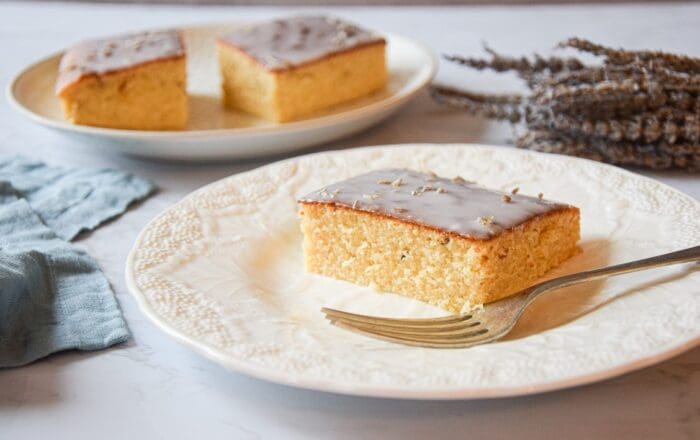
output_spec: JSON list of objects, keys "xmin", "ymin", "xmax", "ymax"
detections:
[
  {"xmin": 55, "ymin": 30, "xmax": 187, "ymax": 130},
  {"xmin": 298, "ymin": 169, "xmax": 580, "ymax": 313},
  {"xmin": 216, "ymin": 16, "xmax": 387, "ymax": 122}
]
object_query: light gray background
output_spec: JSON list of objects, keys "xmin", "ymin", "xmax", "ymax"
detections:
[{"xmin": 0, "ymin": 2, "xmax": 698, "ymax": 439}]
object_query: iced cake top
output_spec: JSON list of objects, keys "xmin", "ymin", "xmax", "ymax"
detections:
[
  {"xmin": 218, "ymin": 15, "xmax": 385, "ymax": 71},
  {"xmin": 56, "ymin": 29, "xmax": 184, "ymax": 95},
  {"xmin": 298, "ymin": 169, "xmax": 574, "ymax": 240}
]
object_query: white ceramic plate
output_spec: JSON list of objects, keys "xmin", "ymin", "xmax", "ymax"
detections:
[
  {"xmin": 125, "ymin": 144, "xmax": 700, "ymax": 399},
  {"xmin": 6, "ymin": 24, "xmax": 435, "ymax": 161}
]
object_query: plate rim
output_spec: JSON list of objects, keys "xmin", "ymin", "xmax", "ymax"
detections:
[
  {"xmin": 124, "ymin": 143, "xmax": 700, "ymax": 400},
  {"xmin": 5, "ymin": 25, "xmax": 437, "ymax": 140}
]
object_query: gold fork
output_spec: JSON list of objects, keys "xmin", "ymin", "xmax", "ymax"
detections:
[{"xmin": 322, "ymin": 245, "xmax": 700, "ymax": 348}]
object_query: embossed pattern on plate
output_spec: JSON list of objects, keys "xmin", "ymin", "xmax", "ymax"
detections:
[{"xmin": 126, "ymin": 144, "xmax": 700, "ymax": 399}]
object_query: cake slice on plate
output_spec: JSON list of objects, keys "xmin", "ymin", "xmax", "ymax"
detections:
[
  {"xmin": 216, "ymin": 15, "xmax": 387, "ymax": 122},
  {"xmin": 56, "ymin": 30, "xmax": 187, "ymax": 130},
  {"xmin": 298, "ymin": 169, "xmax": 580, "ymax": 313}
]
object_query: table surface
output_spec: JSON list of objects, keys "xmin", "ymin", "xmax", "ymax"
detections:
[{"xmin": 1, "ymin": 2, "xmax": 698, "ymax": 439}]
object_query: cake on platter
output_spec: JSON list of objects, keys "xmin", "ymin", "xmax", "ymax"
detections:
[
  {"xmin": 55, "ymin": 30, "xmax": 187, "ymax": 130},
  {"xmin": 217, "ymin": 15, "xmax": 387, "ymax": 122}
]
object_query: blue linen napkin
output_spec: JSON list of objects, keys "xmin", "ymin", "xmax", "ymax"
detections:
[
  {"xmin": 0, "ymin": 156, "xmax": 154, "ymax": 240},
  {"xmin": 0, "ymin": 156, "xmax": 154, "ymax": 367}
]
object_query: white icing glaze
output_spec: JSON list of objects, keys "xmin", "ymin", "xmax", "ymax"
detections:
[
  {"xmin": 56, "ymin": 30, "xmax": 184, "ymax": 93},
  {"xmin": 299, "ymin": 168, "xmax": 572, "ymax": 239},
  {"xmin": 218, "ymin": 15, "xmax": 384, "ymax": 71}
]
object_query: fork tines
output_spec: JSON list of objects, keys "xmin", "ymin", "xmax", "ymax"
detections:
[{"xmin": 321, "ymin": 307, "xmax": 491, "ymax": 349}]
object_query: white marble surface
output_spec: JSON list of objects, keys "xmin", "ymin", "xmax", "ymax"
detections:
[{"xmin": 0, "ymin": 2, "xmax": 698, "ymax": 439}]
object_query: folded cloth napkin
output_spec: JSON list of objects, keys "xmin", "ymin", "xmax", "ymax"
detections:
[{"xmin": 0, "ymin": 156, "xmax": 154, "ymax": 367}]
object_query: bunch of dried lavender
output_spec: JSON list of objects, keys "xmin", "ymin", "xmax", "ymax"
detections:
[{"xmin": 432, "ymin": 39, "xmax": 700, "ymax": 171}]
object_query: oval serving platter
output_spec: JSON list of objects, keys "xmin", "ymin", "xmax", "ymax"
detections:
[{"xmin": 7, "ymin": 24, "xmax": 436, "ymax": 161}]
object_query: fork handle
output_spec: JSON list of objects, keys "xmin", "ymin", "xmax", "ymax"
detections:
[{"xmin": 536, "ymin": 245, "xmax": 700, "ymax": 293}]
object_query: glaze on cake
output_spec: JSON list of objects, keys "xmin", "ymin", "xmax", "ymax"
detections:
[
  {"xmin": 56, "ymin": 30, "xmax": 184, "ymax": 94},
  {"xmin": 299, "ymin": 169, "xmax": 571, "ymax": 240},
  {"xmin": 218, "ymin": 16, "xmax": 385, "ymax": 71}
]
